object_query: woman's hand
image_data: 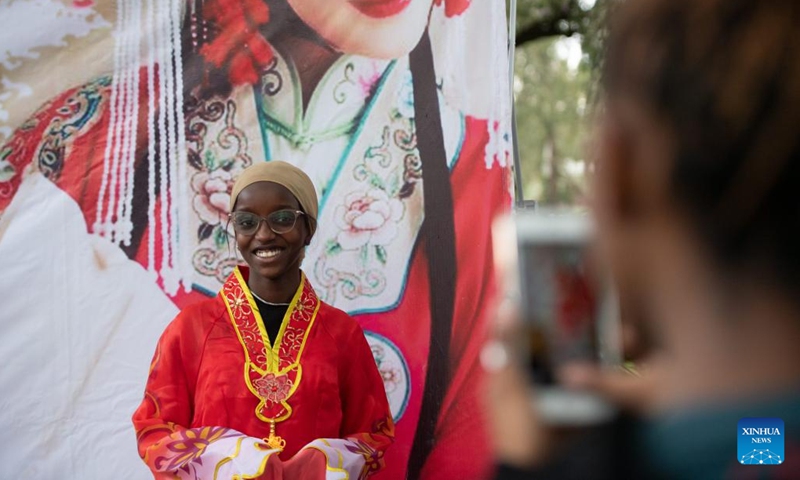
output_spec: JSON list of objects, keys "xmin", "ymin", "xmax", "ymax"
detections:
[
  {"xmin": 483, "ymin": 336, "xmax": 548, "ymax": 468},
  {"xmin": 482, "ymin": 302, "xmax": 661, "ymax": 469}
]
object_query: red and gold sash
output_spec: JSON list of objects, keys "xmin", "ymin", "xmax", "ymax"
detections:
[{"xmin": 220, "ymin": 266, "xmax": 320, "ymax": 451}]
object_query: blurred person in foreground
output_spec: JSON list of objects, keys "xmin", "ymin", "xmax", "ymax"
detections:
[{"xmin": 486, "ymin": 0, "xmax": 800, "ymax": 478}]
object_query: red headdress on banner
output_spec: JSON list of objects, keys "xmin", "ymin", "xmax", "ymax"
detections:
[
  {"xmin": 199, "ymin": 0, "xmax": 274, "ymax": 86},
  {"xmin": 434, "ymin": 0, "xmax": 470, "ymax": 17}
]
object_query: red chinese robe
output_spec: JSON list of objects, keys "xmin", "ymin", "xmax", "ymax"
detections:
[{"xmin": 132, "ymin": 266, "xmax": 394, "ymax": 479}]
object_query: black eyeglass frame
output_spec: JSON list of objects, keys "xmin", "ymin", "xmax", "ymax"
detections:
[{"xmin": 228, "ymin": 209, "xmax": 307, "ymax": 236}]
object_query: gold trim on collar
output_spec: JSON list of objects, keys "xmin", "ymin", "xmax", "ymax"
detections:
[{"xmin": 221, "ymin": 266, "xmax": 321, "ymax": 450}]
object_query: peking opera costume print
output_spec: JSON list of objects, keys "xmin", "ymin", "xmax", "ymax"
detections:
[{"xmin": 0, "ymin": 0, "xmax": 512, "ymax": 478}]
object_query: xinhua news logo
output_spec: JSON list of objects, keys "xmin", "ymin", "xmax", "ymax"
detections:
[{"xmin": 738, "ymin": 418, "xmax": 784, "ymax": 465}]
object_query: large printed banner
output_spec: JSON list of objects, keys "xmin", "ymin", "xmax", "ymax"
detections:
[{"xmin": 0, "ymin": 0, "xmax": 511, "ymax": 478}]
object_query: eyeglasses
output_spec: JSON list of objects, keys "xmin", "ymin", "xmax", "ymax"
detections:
[{"xmin": 228, "ymin": 210, "xmax": 306, "ymax": 236}]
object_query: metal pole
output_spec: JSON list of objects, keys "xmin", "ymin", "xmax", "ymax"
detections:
[{"xmin": 508, "ymin": 0, "xmax": 526, "ymax": 207}]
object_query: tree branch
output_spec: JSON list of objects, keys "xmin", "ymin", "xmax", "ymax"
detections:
[{"xmin": 515, "ymin": 0, "xmax": 589, "ymax": 47}]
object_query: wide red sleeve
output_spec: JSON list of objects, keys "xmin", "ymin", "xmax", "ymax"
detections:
[
  {"xmin": 132, "ymin": 304, "xmax": 282, "ymax": 479},
  {"xmin": 132, "ymin": 310, "xmax": 197, "ymax": 461},
  {"xmin": 0, "ymin": 76, "xmax": 112, "ymax": 218},
  {"xmin": 291, "ymin": 313, "xmax": 395, "ymax": 480}
]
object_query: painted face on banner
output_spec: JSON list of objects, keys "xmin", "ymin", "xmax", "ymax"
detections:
[{"xmin": 286, "ymin": 0, "xmax": 435, "ymax": 58}]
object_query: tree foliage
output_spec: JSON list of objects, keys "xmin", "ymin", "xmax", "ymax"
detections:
[
  {"xmin": 513, "ymin": 0, "xmax": 613, "ymax": 70},
  {"xmin": 509, "ymin": 0, "xmax": 613, "ymax": 205}
]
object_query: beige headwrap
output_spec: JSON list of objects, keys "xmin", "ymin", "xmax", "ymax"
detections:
[{"xmin": 229, "ymin": 161, "xmax": 319, "ymax": 223}]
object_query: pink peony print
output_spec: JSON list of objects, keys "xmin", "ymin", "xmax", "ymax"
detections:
[
  {"xmin": 191, "ymin": 169, "xmax": 233, "ymax": 225},
  {"xmin": 335, "ymin": 189, "xmax": 404, "ymax": 250},
  {"xmin": 357, "ymin": 62, "xmax": 384, "ymax": 99}
]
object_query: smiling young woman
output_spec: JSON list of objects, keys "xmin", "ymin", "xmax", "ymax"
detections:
[{"xmin": 132, "ymin": 161, "xmax": 394, "ymax": 479}]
